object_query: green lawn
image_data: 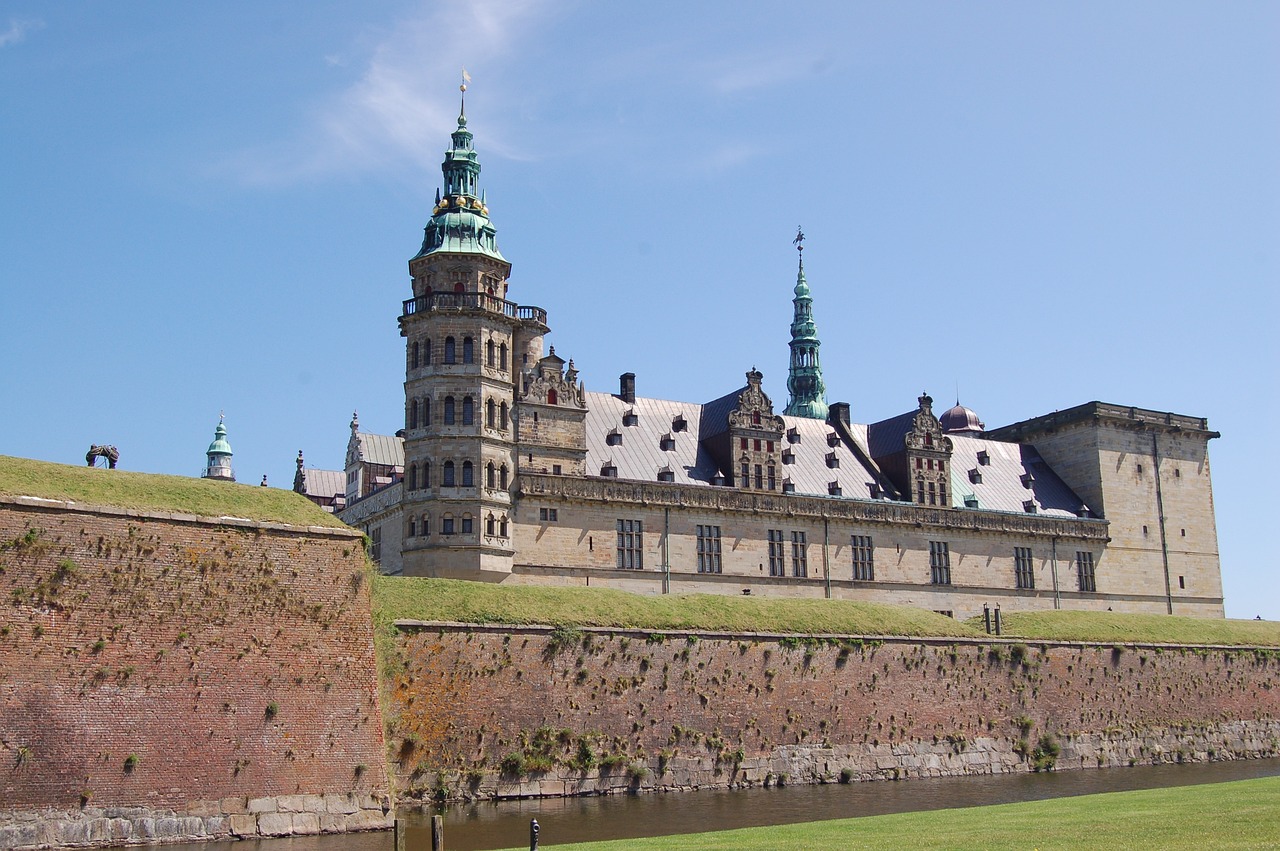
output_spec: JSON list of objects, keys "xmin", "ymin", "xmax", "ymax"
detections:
[
  {"xmin": 0, "ymin": 454, "xmax": 349, "ymax": 529},
  {"xmin": 987, "ymin": 609, "xmax": 1280, "ymax": 648},
  {"xmin": 517, "ymin": 776, "xmax": 1280, "ymax": 850},
  {"xmin": 373, "ymin": 575, "xmax": 980, "ymax": 638}
]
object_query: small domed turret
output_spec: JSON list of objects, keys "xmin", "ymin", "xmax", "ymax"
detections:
[{"xmin": 940, "ymin": 401, "xmax": 985, "ymax": 434}]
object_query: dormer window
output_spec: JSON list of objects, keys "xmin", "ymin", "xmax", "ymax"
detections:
[
  {"xmin": 1022, "ymin": 500, "xmax": 1037, "ymax": 514},
  {"xmin": 547, "ymin": 389, "xmax": 558, "ymax": 405},
  {"xmin": 672, "ymin": 415, "xmax": 687, "ymax": 432},
  {"xmin": 660, "ymin": 434, "xmax": 675, "ymax": 451},
  {"xmin": 924, "ymin": 433, "xmax": 933, "ymax": 447},
  {"xmin": 968, "ymin": 468, "xmax": 982, "ymax": 484},
  {"xmin": 977, "ymin": 450, "xmax": 990, "ymax": 466},
  {"xmin": 826, "ymin": 432, "xmax": 840, "ymax": 447},
  {"xmin": 964, "ymin": 495, "xmax": 979, "ymax": 509},
  {"xmin": 782, "ymin": 450, "xmax": 795, "ymax": 465},
  {"xmin": 825, "ymin": 452, "xmax": 839, "ymax": 469},
  {"xmin": 787, "ymin": 427, "xmax": 800, "ymax": 444},
  {"xmin": 1077, "ymin": 504, "xmax": 1091, "ymax": 518},
  {"xmin": 606, "ymin": 429, "xmax": 622, "ymax": 446},
  {"xmin": 1020, "ymin": 472, "xmax": 1035, "ymax": 489},
  {"xmin": 752, "ymin": 411, "xmax": 761, "ymax": 425},
  {"xmin": 868, "ymin": 484, "xmax": 882, "ymax": 499},
  {"xmin": 782, "ymin": 478, "xmax": 796, "ymax": 494},
  {"xmin": 623, "ymin": 409, "xmax": 638, "ymax": 427},
  {"xmin": 601, "ymin": 463, "xmax": 618, "ymax": 477},
  {"xmin": 657, "ymin": 467, "xmax": 675, "ymax": 483},
  {"xmin": 828, "ymin": 481, "xmax": 842, "ymax": 496}
]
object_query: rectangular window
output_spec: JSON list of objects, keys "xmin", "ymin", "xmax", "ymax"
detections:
[
  {"xmin": 929, "ymin": 541, "xmax": 951, "ymax": 585},
  {"xmin": 696, "ymin": 525, "xmax": 722, "ymax": 574},
  {"xmin": 442, "ymin": 517, "xmax": 455, "ymax": 535},
  {"xmin": 539, "ymin": 507, "xmax": 558, "ymax": 522},
  {"xmin": 767, "ymin": 530, "xmax": 785, "ymax": 577},
  {"xmin": 461, "ymin": 516, "xmax": 473, "ymax": 534},
  {"xmin": 1014, "ymin": 546, "xmax": 1035, "ymax": 590},
  {"xmin": 1076, "ymin": 551, "xmax": 1096, "ymax": 592},
  {"xmin": 616, "ymin": 519, "xmax": 643, "ymax": 569},
  {"xmin": 368, "ymin": 526, "xmax": 382, "ymax": 564},
  {"xmin": 791, "ymin": 531, "xmax": 808, "ymax": 578},
  {"xmin": 851, "ymin": 535, "xmax": 874, "ymax": 581}
]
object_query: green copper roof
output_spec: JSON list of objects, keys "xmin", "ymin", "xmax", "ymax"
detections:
[
  {"xmin": 206, "ymin": 417, "xmax": 233, "ymax": 457},
  {"xmin": 413, "ymin": 104, "xmax": 506, "ymax": 263},
  {"xmin": 784, "ymin": 238, "xmax": 828, "ymax": 420}
]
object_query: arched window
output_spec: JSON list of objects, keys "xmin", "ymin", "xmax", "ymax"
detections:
[
  {"xmin": 410, "ymin": 341, "xmax": 419, "ymax": 369},
  {"xmin": 461, "ymin": 513, "xmax": 474, "ymax": 534},
  {"xmin": 442, "ymin": 513, "xmax": 455, "ymax": 535},
  {"xmin": 499, "ymin": 402, "xmax": 509, "ymax": 430},
  {"xmin": 409, "ymin": 399, "xmax": 418, "ymax": 429},
  {"xmin": 408, "ymin": 516, "xmax": 416, "ymax": 538},
  {"xmin": 453, "ymin": 282, "xmax": 465, "ymax": 293},
  {"xmin": 486, "ymin": 514, "xmax": 496, "ymax": 536},
  {"xmin": 421, "ymin": 513, "xmax": 430, "ymax": 536},
  {"xmin": 443, "ymin": 461, "xmax": 456, "ymax": 487},
  {"xmin": 767, "ymin": 464, "xmax": 777, "ymax": 491},
  {"xmin": 463, "ymin": 337, "xmax": 474, "ymax": 364},
  {"xmin": 499, "ymin": 343, "xmax": 508, "ymax": 370},
  {"xmin": 462, "ymin": 396, "xmax": 474, "ymax": 425},
  {"xmin": 444, "ymin": 396, "xmax": 456, "ymax": 425},
  {"xmin": 499, "ymin": 516, "xmax": 508, "ymax": 537},
  {"xmin": 462, "ymin": 460, "xmax": 474, "ymax": 487},
  {"xmin": 444, "ymin": 337, "xmax": 456, "ymax": 364},
  {"xmin": 548, "ymin": 389, "xmax": 558, "ymax": 405},
  {"xmin": 408, "ymin": 464, "xmax": 418, "ymax": 490},
  {"xmin": 486, "ymin": 339, "xmax": 495, "ymax": 367},
  {"xmin": 424, "ymin": 339, "xmax": 432, "ymax": 364},
  {"xmin": 424, "ymin": 461, "xmax": 431, "ymax": 488},
  {"xmin": 486, "ymin": 462, "xmax": 496, "ymax": 488},
  {"xmin": 486, "ymin": 398, "xmax": 496, "ymax": 428},
  {"xmin": 500, "ymin": 465, "xmax": 509, "ymax": 489}
]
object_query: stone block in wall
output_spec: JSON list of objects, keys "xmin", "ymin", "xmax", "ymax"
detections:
[
  {"xmin": 258, "ymin": 812, "xmax": 295, "ymax": 836},
  {"xmin": 228, "ymin": 814, "xmax": 259, "ymax": 836},
  {"xmin": 323, "ymin": 793, "xmax": 358, "ymax": 815},
  {"xmin": 347, "ymin": 809, "xmax": 394, "ymax": 830},
  {"xmin": 220, "ymin": 797, "xmax": 248, "ymax": 815},
  {"xmin": 291, "ymin": 813, "xmax": 321, "ymax": 835},
  {"xmin": 247, "ymin": 797, "xmax": 278, "ymax": 814}
]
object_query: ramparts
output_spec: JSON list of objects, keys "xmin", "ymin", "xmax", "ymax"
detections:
[
  {"xmin": 0, "ymin": 494, "xmax": 390, "ymax": 849},
  {"xmin": 385, "ymin": 623, "xmax": 1280, "ymax": 800}
]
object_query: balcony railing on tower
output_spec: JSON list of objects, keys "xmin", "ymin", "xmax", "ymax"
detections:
[{"xmin": 401, "ymin": 292, "xmax": 547, "ymax": 325}]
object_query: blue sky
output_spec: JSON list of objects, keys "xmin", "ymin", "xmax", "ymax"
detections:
[{"xmin": 1, "ymin": 2, "xmax": 1275, "ymax": 618}]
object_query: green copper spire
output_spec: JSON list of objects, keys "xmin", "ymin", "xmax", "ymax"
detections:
[
  {"xmin": 784, "ymin": 228, "xmax": 828, "ymax": 420},
  {"xmin": 203, "ymin": 414, "xmax": 235, "ymax": 482},
  {"xmin": 413, "ymin": 81, "xmax": 506, "ymax": 262}
]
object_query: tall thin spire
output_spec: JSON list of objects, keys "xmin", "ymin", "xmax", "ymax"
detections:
[{"xmin": 784, "ymin": 227, "xmax": 828, "ymax": 420}]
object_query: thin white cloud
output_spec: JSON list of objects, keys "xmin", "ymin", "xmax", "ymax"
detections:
[
  {"xmin": 0, "ymin": 18, "xmax": 44, "ymax": 48},
  {"xmin": 705, "ymin": 53, "xmax": 816, "ymax": 95},
  {"xmin": 220, "ymin": 0, "xmax": 553, "ymax": 186}
]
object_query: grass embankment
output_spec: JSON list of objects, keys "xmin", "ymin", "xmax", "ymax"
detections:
[
  {"xmin": 514, "ymin": 776, "xmax": 1280, "ymax": 850},
  {"xmin": 372, "ymin": 575, "xmax": 979, "ymax": 637},
  {"xmin": 0, "ymin": 454, "xmax": 349, "ymax": 529},
  {"xmin": 986, "ymin": 609, "xmax": 1280, "ymax": 648}
]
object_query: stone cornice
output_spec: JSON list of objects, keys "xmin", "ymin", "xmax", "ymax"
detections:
[
  {"xmin": 516, "ymin": 474, "xmax": 1109, "ymax": 541},
  {"xmin": 988, "ymin": 402, "xmax": 1218, "ymax": 441}
]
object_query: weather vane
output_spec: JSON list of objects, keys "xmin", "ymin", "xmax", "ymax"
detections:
[
  {"xmin": 461, "ymin": 67, "xmax": 471, "ymax": 93},
  {"xmin": 793, "ymin": 226, "xmax": 805, "ymax": 254}
]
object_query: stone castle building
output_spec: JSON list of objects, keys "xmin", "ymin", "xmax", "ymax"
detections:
[{"xmin": 296, "ymin": 102, "xmax": 1224, "ymax": 619}]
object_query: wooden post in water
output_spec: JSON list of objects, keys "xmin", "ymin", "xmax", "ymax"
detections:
[
  {"xmin": 530, "ymin": 817, "xmax": 540, "ymax": 850},
  {"xmin": 432, "ymin": 814, "xmax": 445, "ymax": 850}
]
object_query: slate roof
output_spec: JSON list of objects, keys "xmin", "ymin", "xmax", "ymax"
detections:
[
  {"xmin": 948, "ymin": 435, "xmax": 1086, "ymax": 518},
  {"xmin": 356, "ymin": 432, "xmax": 405, "ymax": 469},
  {"xmin": 299, "ymin": 468, "xmax": 346, "ymax": 500}
]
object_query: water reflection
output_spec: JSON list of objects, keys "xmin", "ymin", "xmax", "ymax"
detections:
[{"xmin": 161, "ymin": 758, "xmax": 1280, "ymax": 851}]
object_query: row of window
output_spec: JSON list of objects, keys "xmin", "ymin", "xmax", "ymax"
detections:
[
  {"xmin": 409, "ymin": 336, "xmax": 509, "ymax": 370},
  {"xmin": 598, "ymin": 520, "xmax": 1098, "ymax": 591},
  {"xmin": 406, "ymin": 511, "xmax": 510, "ymax": 538},
  {"xmin": 405, "ymin": 460, "xmax": 509, "ymax": 490},
  {"xmin": 407, "ymin": 396, "xmax": 510, "ymax": 431}
]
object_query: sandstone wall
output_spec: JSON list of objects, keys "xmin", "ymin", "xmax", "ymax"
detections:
[
  {"xmin": 0, "ymin": 497, "xmax": 391, "ymax": 848},
  {"xmin": 385, "ymin": 623, "xmax": 1280, "ymax": 800}
]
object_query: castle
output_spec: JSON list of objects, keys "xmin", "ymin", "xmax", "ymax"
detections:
[{"xmin": 295, "ymin": 101, "xmax": 1224, "ymax": 620}]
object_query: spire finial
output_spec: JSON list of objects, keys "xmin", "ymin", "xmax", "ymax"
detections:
[
  {"xmin": 459, "ymin": 67, "xmax": 471, "ymax": 124},
  {"xmin": 793, "ymin": 226, "xmax": 805, "ymax": 259}
]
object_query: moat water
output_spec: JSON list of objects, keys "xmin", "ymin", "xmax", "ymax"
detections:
[{"xmin": 160, "ymin": 758, "xmax": 1280, "ymax": 850}]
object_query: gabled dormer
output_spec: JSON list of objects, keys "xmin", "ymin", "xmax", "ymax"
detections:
[
  {"xmin": 727, "ymin": 368, "xmax": 785, "ymax": 491},
  {"xmin": 904, "ymin": 393, "xmax": 953, "ymax": 507}
]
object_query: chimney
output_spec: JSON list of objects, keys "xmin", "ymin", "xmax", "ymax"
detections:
[
  {"xmin": 829, "ymin": 402, "xmax": 851, "ymax": 427},
  {"xmin": 619, "ymin": 372, "xmax": 636, "ymax": 404}
]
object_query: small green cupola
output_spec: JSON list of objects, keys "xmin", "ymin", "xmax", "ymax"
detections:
[
  {"xmin": 203, "ymin": 414, "xmax": 235, "ymax": 482},
  {"xmin": 413, "ymin": 85, "xmax": 506, "ymax": 263},
  {"xmin": 784, "ymin": 228, "xmax": 829, "ymax": 420}
]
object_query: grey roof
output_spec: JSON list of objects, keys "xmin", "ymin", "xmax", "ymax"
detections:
[
  {"xmin": 356, "ymin": 432, "xmax": 405, "ymax": 468},
  {"xmin": 948, "ymin": 435, "xmax": 1087, "ymax": 517},
  {"xmin": 866, "ymin": 411, "xmax": 917, "ymax": 459},
  {"xmin": 583, "ymin": 391, "xmax": 885, "ymax": 500},
  {"xmin": 300, "ymin": 468, "xmax": 345, "ymax": 500}
]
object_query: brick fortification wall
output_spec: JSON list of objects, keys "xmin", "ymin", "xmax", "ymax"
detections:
[
  {"xmin": 388, "ymin": 624, "xmax": 1280, "ymax": 800},
  {"xmin": 0, "ymin": 498, "xmax": 390, "ymax": 849}
]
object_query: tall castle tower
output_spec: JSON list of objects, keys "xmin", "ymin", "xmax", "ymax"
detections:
[
  {"xmin": 203, "ymin": 415, "xmax": 235, "ymax": 482},
  {"xmin": 783, "ymin": 228, "xmax": 828, "ymax": 420},
  {"xmin": 398, "ymin": 88, "xmax": 549, "ymax": 578}
]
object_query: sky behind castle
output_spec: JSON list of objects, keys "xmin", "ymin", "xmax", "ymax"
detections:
[{"xmin": 2, "ymin": 2, "xmax": 1276, "ymax": 617}]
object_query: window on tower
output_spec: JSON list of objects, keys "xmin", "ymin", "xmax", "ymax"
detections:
[
  {"xmin": 444, "ymin": 396, "xmax": 456, "ymax": 425},
  {"xmin": 462, "ymin": 461, "xmax": 474, "ymax": 487},
  {"xmin": 486, "ymin": 339, "xmax": 495, "ymax": 367},
  {"xmin": 444, "ymin": 337, "xmax": 456, "ymax": 364},
  {"xmin": 462, "ymin": 396, "xmax": 474, "ymax": 425},
  {"xmin": 499, "ymin": 343, "xmax": 508, "ymax": 371},
  {"xmin": 487, "ymin": 398, "xmax": 496, "ymax": 428},
  {"xmin": 463, "ymin": 337, "xmax": 474, "ymax": 364},
  {"xmin": 411, "ymin": 341, "xmax": 419, "ymax": 369},
  {"xmin": 487, "ymin": 462, "xmax": 496, "ymax": 488},
  {"xmin": 424, "ymin": 339, "xmax": 432, "ymax": 364},
  {"xmin": 443, "ymin": 461, "xmax": 456, "ymax": 487}
]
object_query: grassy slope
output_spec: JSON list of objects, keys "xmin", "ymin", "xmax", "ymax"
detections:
[
  {"xmin": 0, "ymin": 454, "xmax": 349, "ymax": 529},
  {"xmin": 988, "ymin": 609, "xmax": 1280, "ymax": 647},
  {"xmin": 372, "ymin": 576, "xmax": 980, "ymax": 637},
  {"xmin": 518, "ymin": 776, "xmax": 1280, "ymax": 851}
]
